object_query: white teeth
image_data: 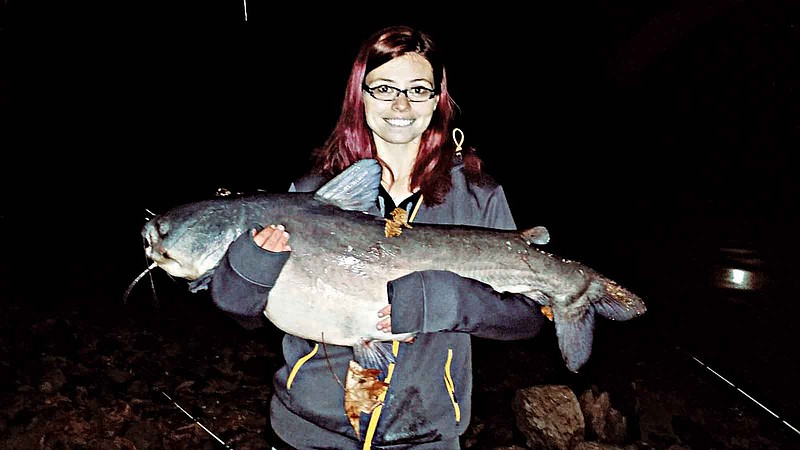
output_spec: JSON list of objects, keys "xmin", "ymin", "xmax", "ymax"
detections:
[{"xmin": 385, "ymin": 118, "xmax": 414, "ymax": 127}]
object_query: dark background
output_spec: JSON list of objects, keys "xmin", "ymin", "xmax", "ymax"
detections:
[
  {"xmin": 3, "ymin": 1, "xmax": 798, "ymax": 251},
  {"xmin": 2, "ymin": 0, "xmax": 799, "ymax": 444}
]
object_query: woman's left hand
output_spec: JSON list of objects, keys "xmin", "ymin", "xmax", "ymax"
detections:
[
  {"xmin": 377, "ymin": 305, "xmax": 392, "ymax": 332},
  {"xmin": 377, "ymin": 305, "xmax": 415, "ymax": 343}
]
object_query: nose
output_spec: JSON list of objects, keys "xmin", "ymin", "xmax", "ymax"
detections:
[
  {"xmin": 391, "ymin": 94, "xmax": 411, "ymax": 111},
  {"xmin": 143, "ymin": 224, "xmax": 164, "ymax": 256}
]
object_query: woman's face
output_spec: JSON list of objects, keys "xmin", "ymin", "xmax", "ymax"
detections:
[{"xmin": 362, "ymin": 53, "xmax": 438, "ymax": 147}]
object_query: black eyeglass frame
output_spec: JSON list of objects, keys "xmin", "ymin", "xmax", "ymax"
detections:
[{"xmin": 362, "ymin": 83, "xmax": 439, "ymax": 102}]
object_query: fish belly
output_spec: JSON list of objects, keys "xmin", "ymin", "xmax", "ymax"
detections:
[{"xmin": 263, "ymin": 259, "xmax": 413, "ymax": 346}]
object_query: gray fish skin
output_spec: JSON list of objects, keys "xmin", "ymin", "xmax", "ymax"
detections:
[{"xmin": 142, "ymin": 161, "xmax": 646, "ymax": 373}]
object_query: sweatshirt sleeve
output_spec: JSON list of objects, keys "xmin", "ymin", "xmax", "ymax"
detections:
[
  {"xmin": 210, "ymin": 230, "xmax": 290, "ymax": 330},
  {"xmin": 387, "ymin": 270, "xmax": 546, "ymax": 340}
]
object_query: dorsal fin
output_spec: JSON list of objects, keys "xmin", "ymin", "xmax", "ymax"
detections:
[{"xmin": 313, "ymin": 159, "xmax": 382, "ymax": 211}]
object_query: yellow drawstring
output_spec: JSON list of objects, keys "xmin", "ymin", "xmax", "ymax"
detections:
[
  {"xmin": 286, "ymin": 344, "xmax": 318, "ymax": 390},
  {"xmin": 408, "ymin": 194, "xmax": 423, "ymax": 223},
  {"xmin": 362, "ymin": 341, "xmax": 400, "ymax": 449}
]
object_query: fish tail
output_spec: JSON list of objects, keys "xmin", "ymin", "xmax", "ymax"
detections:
[
  {"xmin": 554, "ymin": 305, "xmax": 596, "ymax": 373},
  {"xmin": 555, "ymin": 275, "xmax": 647, "ymax": 373},
  {"xmin": 589, "ymin": 275, "xmax": 647, "ymax": 321},
  {"xmin": 353, "ymin": 340, "xmax": 396, "ymax": 378}
]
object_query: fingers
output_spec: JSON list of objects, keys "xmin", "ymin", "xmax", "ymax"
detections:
[
  {"xmin": 377, "ymin": 306, "xmax": 414, "ymax": 343},
  {"xmin": 377, "ymin": 305, "xmax": 391, "ymax": 332},
  {"xmin": 252, "ymin": 224, "xmax": 292, "ymax": 252},
  {"xmin": 377, "ymin": 317, "xmax": 391, "ymax": 333}
]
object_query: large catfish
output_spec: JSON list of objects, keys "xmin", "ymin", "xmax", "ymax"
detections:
[{"xmin": 135, "ymin": 159, "xmax": 646, "ymax": 372}]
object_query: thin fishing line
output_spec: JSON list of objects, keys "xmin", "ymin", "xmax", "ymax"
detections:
[
  {"xmin": 682, "ymin": 347, "xmax": 800, "ymax": 437},
  {"xmin": 161, "ymin": 391, "xmax": 234, "ymax": 449}
]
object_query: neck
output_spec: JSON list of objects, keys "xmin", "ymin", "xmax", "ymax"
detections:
[{"xmin": 375, "ymin": 141, "xmax": 420, "ymax": 205}]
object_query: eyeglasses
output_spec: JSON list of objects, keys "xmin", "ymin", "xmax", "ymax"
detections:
[{"xmin": 362, "ymin": 83, "xmax": 438, "ymax": 102}]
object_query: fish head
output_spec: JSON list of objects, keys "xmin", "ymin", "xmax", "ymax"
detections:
[{"xmin": 142, "ymin": 199, "xmax": 248, "ymax": 282}]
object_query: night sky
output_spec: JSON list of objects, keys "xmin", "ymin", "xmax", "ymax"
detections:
[{"xmin": 2, "ymin": 0, "xmax": 799, "ymax": 426}]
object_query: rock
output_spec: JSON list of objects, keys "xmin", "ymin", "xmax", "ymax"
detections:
[
  {"xmin": 579, "ymin": 389, "xmax": 628, "ymax": 444},
  {"xmin": 125, "ymin": 420, "xmax": 166, "ymax": 450},
  {"xmin": 512, "ymin": 385, "xmax": 584, "ymax": 450},
  {"xmin": 39, "ymin": 367, "xmax": 66, "ymax": 393},
  {"xmin": 573, "ymin": 442, "xmax": 629, "ymax": 450},
  {"xmin": 108, "ymin": 367, "xmax": 133, "ymax": 385}
]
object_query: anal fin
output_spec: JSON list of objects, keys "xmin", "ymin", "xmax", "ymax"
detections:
[{"xmin": 352, "ymin": 340, "xmax": 396, "ymax": 378}]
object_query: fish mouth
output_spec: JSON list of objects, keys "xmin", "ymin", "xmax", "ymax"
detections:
[
  {"xmin": 143, "ymin": 244, "xmax": 170, "ymax": 266},
  {"xmin": 150, "ymin": 256, "xmax": 200, "ymax": 281},
  {"xmin": 143, "ymin": 246, "xmax": 198, "ymax": 280}
]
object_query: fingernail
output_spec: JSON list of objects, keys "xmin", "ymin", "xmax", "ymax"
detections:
[{"xmin": 277, "ymin": 224, "xmax": 285, "ymax": 231}]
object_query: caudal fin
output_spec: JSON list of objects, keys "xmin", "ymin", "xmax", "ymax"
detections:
[
  {"xmin": 554, "ymin": 276, "xmax": 646, "ymax": 373},
  {"xmin": 591, "ymin": 276, "xmax": 647, "ymax": 321},
  {"xmin": 554, "ymin": 306, "xmax": 596, "ymax": 373}
]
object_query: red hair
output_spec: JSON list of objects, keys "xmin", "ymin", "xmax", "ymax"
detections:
[{"xmin": 311, "ymin": 25, "xmax": 484, "ymax": 205}]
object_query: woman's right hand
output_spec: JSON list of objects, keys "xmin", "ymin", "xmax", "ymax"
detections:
[{"xmin": 253, "ymin": 224, "xmax": 291, "ymax": 252}]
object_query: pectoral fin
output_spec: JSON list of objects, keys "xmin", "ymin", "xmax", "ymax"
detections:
[{"xmin": 314, "ymin": 159, "xmax": 382, "ymax": 212}]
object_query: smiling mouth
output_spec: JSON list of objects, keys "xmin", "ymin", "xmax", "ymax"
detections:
[{"xmin": 384, "ymin": 118, "xmax": 414, "ymax": 127}]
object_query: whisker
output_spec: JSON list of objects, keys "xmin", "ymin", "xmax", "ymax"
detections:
[
  {"xmin": 148, "ymin": 262, "xmax": 160, "ymax": 311},
  {"xmin": 123, "ymin": 262, "xmax": 157, "ymax": 304}
]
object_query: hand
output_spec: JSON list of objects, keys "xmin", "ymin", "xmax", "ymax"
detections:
[
  {"xmin": 253, "ymin": 224, "xmax": 292, "ymax": 252},
  {"xmin": 377, "ymin": 304, "xmax": 392, "ymax": 332},
  {"xmin": 377, "ymin": 305, "xmax": 415, "ymax": 343}
]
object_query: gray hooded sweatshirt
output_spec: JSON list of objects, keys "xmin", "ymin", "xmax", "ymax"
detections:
[{"xmin": 210, "ymin": 159, "xmax": 546, "ymax": 449}]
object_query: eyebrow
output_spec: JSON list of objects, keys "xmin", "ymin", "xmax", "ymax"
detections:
[{"xmin": 369, "ymin": 77, "xmax": 434, "ymax": 86}]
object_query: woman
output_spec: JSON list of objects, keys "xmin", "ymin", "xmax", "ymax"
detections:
[{"xmin": 211, "ymin": 25, "xmax": 547, "ymax": 450}]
